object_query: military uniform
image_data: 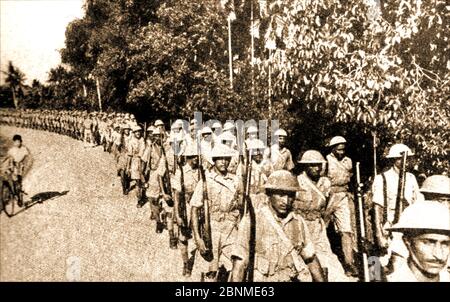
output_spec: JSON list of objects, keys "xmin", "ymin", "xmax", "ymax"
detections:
[
  {"xmin": 190, "ymin": 169, "xmax": 242, "ymax": 275},
  {"xmin": 295, "ymin": 172, "xmax": 349, "ymax": 281},
  {"xmin": 263, "ymin": 144, "xmax": 295, "ymax": 172}
]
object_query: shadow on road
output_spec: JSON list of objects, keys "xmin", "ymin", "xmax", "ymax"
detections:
[{"xmin": 2, "ymin": 190, "xmax": 70, "ymax": 217}]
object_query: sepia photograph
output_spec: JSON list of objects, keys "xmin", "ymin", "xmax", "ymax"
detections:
[{"xmin": 0, "ymin": 0, "xmax": 449, "ymax": 285}]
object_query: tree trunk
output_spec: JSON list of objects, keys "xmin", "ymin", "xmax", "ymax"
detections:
[{"xmin": 11, "ymin": 87, "xmax": 18, "ymax": 109}]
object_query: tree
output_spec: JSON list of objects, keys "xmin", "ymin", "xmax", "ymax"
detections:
[{"xmin": 2, "ymin": 61, "xmax": 26, "ymax": 109}]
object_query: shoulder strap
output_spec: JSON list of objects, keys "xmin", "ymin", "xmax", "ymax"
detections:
[
  {"xmin": 260, "ymin": 207, "xmax": 303, "ymax": 273},
  {"xmin": 381, "ymin": 172, "xmax": 388, "ymax": 224}
]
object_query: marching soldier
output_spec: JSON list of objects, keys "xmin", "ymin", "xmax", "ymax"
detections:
[
  {"xmin": 142, "ymin": 127, "xmax": 166, "ymax": 233},
  {"xmin": 199, "ymin": 126, "xmax": 214, "ymax": 169},
  {"xmin": 294, "ymin": 150, "xmax": 350, "ymax": 281},
  {"xmin": 371, "ymin": 143, "xmax": 422, "ymax": 272},
  {"xmin": 190, "ymin": 143, "xmax": 242, "ymax": 281},
  {"xmin": 263, "ymin": 129, "xmax": 294, "ymax": 172},
  {"xmin": 127, "ymin": 125, "xmax": 146, "ymax": 205},
  {"xmin": 231, "ymin": 170, "xmax": 326, "ymax": 282},
  {"xmin": 117, "ymin": 123, "xmax": 132, "ymax": 194},
  {"xmin": 386, "ymin": 200, "xmax": 450, "ymax": 281},
  {"xmin": 325, "ymin": 136, "xmax": 358, "ymax": 276},
  {"xmin": 172, "ymin": 143, "xmax": 201, "ymax": 276}
]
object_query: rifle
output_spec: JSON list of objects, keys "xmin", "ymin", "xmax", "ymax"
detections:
[
  {"xmin": 176, "ymin": 159, "xmax": 188, "ymax": 229},
  {"xmin": 160, "ymin": 136, "xmax": 174, "ymax": 207},
  {"xmin": 356, "ymin": 162, "xmax": 370, "ymax": 282},
  {"xmin": 198, "ymin": 140, "xmax": 213, "ymax": 262},
  {"xmin": 393, "ymin": 151, "xmax": 408, "ymax": 224},
  {"xmin": 243, "ymin": 149, "xmax": 256, "ymax": 282}
]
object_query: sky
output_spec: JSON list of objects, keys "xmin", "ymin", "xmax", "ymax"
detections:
[{"xmin": 0, "ymin": 0, "xmax": 85, "ymax": 85}]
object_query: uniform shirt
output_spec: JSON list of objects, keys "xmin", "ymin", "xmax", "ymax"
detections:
[
  {"xmin": 232, "ymin": 201, "xmax": 316, "ymax": 281},
  {"xmin": 295, "ymin": 172, "xmax": 331, "ymax": 219},
  {"xmin": 172, "ymin": 164, "xmax": 200, "ymax": 196},
  {"xmin": 387, "ymin": 261, "xmax": 450, "ymax": 282},
  {"xmin": 127, "ymin": 136, "xmax": 145, "ymax": 158},
  {"xmin": 326, "ymin": 153, "xmax": 352, "ymax": 191},
  {"xmin": 263, "ymin": 144, "xmax": 295, "ymax": 172},
  {"xmin": 190, "ymin": 170, "xmax": 242, "ymax": 222},
  {"xmin": 372, "ymin": 167, "xmax": 422, "ymax": 224},
  {"xmin": 7, "ymin": 146, "xmax": 30, "ymax": 163}
]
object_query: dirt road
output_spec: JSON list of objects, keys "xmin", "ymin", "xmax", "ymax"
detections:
[{"xmin": 0, "ymin": 126, "xmax": 196, "ymax": 281}]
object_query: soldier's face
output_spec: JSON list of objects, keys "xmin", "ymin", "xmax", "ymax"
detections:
[
  {"xmin": 214, "ymin": 157, "xmax": 231, "ymax": 174},
  {"xmin": 269, "ymin": 191, "xmax": 294, "ymax": 217},
  {"xmin": 278, "ymin": 135, "xmax": 286, "ymax": 148},
  {"xmin": 134, "ymin": 131, "xmax": 141, "ymax": 138},
  {"xmin": 13, "ymin": 139, "xmax": 22, "ymax": 148},
  {"xmin": 405, "ymin": 232, "xmax": 450, "ymax": 276},
  {"xmin": 187, "ymin": 156, "xmax": 199, "ymax": 169},
  {"xmin": 333, "ymin": 144, "xmax": 346, "ymax": 160},
  {"xmin": 123, "ymin": 129, "xmax": 130, "ymax": 136},
  {"xmin": 306, "ymin": 164, "xmax": 322, "ymax": 181}
]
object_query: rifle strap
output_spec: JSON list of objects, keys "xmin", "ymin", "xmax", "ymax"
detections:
[{"xmin": 381, "ymin": 172, "xmax": 388, "ymax": 225}]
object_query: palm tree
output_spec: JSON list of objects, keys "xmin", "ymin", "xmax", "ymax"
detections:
[{"xmin": 2, "ymin": 61, "xmax": 26, "ymax": 108}]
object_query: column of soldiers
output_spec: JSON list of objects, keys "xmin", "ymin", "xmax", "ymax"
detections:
[{"xmin": 1, "ymin": 108, "xmax": 448, "ymax": 282}]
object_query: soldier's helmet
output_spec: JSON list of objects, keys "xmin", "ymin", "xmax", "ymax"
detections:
[
  {"xmin": 171, "ymin": 119, "xmax": 183, "ymax": 130},
  {"xmin": 246, "ymin": 126, "xmax": 258, "ymax": 134},
  {"xmin": 386, "ymin": 143, "xmax": 414, "ymax": 158},
  {"xmin": 218, "ymin": 131, "xmax": 235, "ymax": 143},
  {"xmin": 247, "ymin": 139, "xmax": 266, "ymax": 156},
  {"xmin": 328, "ymin": 136, "xmax": 347, "ymax": 147},
  {"xmin": 152, "ymin": 127, "xmax": 162, "ymax": 135},
  {"xmin": 265, "ymin": 170, "xmax": 300, "ymax": 193},
  {"xmin": 274, "ymin": 129, "xmax": 287, "ymax": 137},
  {"xmin": 200, "ymin": 126, "xmax": 213, "ymax": 135},
  {"xmin": 212, "ymin": 121, "xmax": 222, "ymax": 130},
  {"xmin": 388, "ymin": 200, "xmax": 450, "ymax": 235},
  {"xmin": 223, "ymin": 121, "xmax": 235, "ymax": 132},
  {"xmin": 297, "ymin": 150, "xmax": 327, "ymax": 164},
  {"xmin": 132, "ymin": 125, "xmax": 142, "ymax": 132},
  {"xmin": 183, "ymin": 143, "xmax": 199, "ymax": 157},
  {"xmin": 420, "ymin": 175, "xmax": 450, "ymax": 197},
  {"xmin": 211, "ymin": 143, "xmax": 237, "ymax": 159},
  {"xmin": 147, "ymin": 125, "xmax": 155, "ymax": 134},
  {"xmin": 154, "ymin": 119, "xmax": 164, "ymax": 127}
]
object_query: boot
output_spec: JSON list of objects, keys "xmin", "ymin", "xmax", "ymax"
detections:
[
  {"xmin": 182, "ymin": 262, "xmax": 192, "ymax": 277},
  {"xmin": 169, "ymin": 231, "xmax": 178, "ymax": 249},
  {"xmin": 156, "ymin": 221, "xmax": 165, "ymax": 234}
]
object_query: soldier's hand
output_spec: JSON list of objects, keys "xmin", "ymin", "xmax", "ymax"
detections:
[
  {"xmin": 176, "ymin": 215, "xmax": 184, "ymax": 227},
  {"xmin": 196, "ymin": 239, "xmax": 207, "ymax": 254}
]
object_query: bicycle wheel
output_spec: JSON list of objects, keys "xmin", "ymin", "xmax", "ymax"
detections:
[{"xmin": 1, "ymin": 181, "xmax": 15, "ymax": 217}]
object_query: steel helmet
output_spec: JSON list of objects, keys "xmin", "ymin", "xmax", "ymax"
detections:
[
  {"xmin": 132, "ymin": 125, "xmax": 142, "ymax": 132},
  {"xmin": 121, "ymin": 123, "xmax": 132, "ymax": 130},
  {"xmin": 265, "ymin": 170, "xmax": 300, "ymax": 192},
  {"xmin": 152, "ymin": 128, "xmax": 162, "ymax": 135},
  {"xmin": 218, "ymin": 131, "xmax": 235, "ymax": 143},
  {"xmin": 171, "ymin": 119, "xmax": 183, "ymax": 130},
  {"xmin": 247, "ymin": 126, "xmax": 258, "ymax": 134},
  {"xmin": 274, "ymin": 129, "xmax": 287, "ymax": 137},
  {"xmin": 147, "ymin": 125, "xmax": 155, "ymax": 133},
  {"xmin": 297, "ymin": 150, "xmax": 327, "ymax": 164},
  {"xmin": 154, "ymin": 119, "xmax": 164, "ymax": 127},
  {"xmin": 183, "ymin": 143, "xmax": 199, "ymax": 157},
  {"xmin": 201, "ymin": 126, "xmax": 213, "ymax": 135},
  {"xmin": 328, "ymin": 136, "xmax": 347, "ymax": 147},
  {"xmin": 211, "ymin": 143, "xmax": 238, "ymax": 159},
  {"xmin": 420, "ymin": 175, "xmax": 450, "ymax": 197},
  {"xmin": 212, "ymin": 121, "xmax": 222, "ymax": 130},
  {"xmin": 223, "ymin": 121, "xmax": 235, "ymax": 132},
  {"xmin": 247, "ymin": 139, "xmax": 266, "ymax": 150},
  {"xmin": 386, "ymin": 143, "xmax": 414, "ymax": 158},
  {"xmin": 388, "ymin": 201, "xmax": 450, "ymax": 235}
]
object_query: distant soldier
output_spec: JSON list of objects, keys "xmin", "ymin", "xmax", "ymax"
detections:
[
  {"xmin": 127, "ymin": 125, "xmax": 146, "ymax": 204},
  {"xmin": 199, "ymin": 126, "xmax": 214, "ymax": 170},
  {"xmin": 263, "ymin": 128, "xmax": 294, "ymax": 172},
  {"xmin": 172, "ymin": 143, "xmax": 201, "ymax": 276},
  {"xmin": 191, "ymin": 143, "xmax": 242, "ymax": 281},
  {"xmin": 294, "ymin": 150, "xmax": 349, "ymax": 281},
  {"xmin": 231, "ymin": 170, "xmax": 326, "ymax": 282},
  {"xmin": 371, "ymin": 144, "xmax": 422, "ymax": 272},
  {"xmin": 117, "ymin": 123, "xmax": 132, "ymax": 194},
  {"xmin": 142, "ymin": 128, "xmax": 166, "ymax": 233},
  {"xmin": 211, "ymin": 121, "xmax": 222, "ymax": 145},
  {"xmin": 325, "ymin": 136, "xmax": 357, "ymax": 276},
  {"xmin": 154, "ymin": 119, "xmax": 168, "ymax": 141},
  {"xmin": 386, "ymin": 200, "xmax": 450, "ymax": 282}
]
